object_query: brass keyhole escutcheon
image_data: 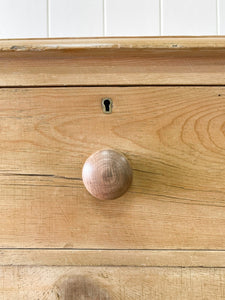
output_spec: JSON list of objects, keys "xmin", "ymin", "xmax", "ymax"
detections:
[{"xmin": 102, "ymin": 98, "xmax": 113, "ymax": 113}]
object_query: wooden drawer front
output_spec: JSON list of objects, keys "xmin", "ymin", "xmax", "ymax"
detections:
[
  {"xmin": 1, "ymin": 265, "xmax": 225, "ymax": 299},
  {"xmin": 0, "ymin": 86, "xmax": 225, "ymax": 249}
]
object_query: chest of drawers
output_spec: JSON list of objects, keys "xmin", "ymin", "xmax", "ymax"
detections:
[{"xmin": 1, "ymin": 37, "xmax": 225, "ymax": 299}]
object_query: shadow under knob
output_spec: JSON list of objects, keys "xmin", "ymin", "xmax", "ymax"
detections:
[{"xmin": 82, "ymin": 149, "xmax": 132, "ymax": 200}]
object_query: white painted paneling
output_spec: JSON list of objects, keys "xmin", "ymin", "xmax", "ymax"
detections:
[
  {"xmin": 105, "ymin": 0, "xmax": 160, "ymax": 36},
  {"xmin": 0, "ymin": 0, "xmax": 222, "ymax": 39},
  {"xmin": 49, "ymin": 0, "xmax": 103, "ymax": 37},
  {"xmin": 162, "ymin": 0, "xmax": 217, "ymax": 35},
  {"xmin": 0, "ymin": 0, "xmax": 47, "ymax": 38},
  {"xmin": 219, "ymin": 0, "xmax": 225, "ymax": 34}
]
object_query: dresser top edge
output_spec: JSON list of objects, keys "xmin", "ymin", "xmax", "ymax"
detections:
[{"xmin": 1, "ymin": 36, "xmax": 225, "ymax": 52}]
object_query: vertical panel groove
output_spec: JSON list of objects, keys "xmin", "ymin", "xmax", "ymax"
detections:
[
  {"xmin": 47, "ymin": 0, "xmax": 50, "ymax": 37},
  {"xmin": 160, "ymin": 0, "xmax": 163, "ymax": 35},
  {"xmin": 103, "ymin": 0, "xmax": 106, "ymax": 36},
  {"xmin": 217, "ymin": 0, "xmax": 220, "ymax": 35}
]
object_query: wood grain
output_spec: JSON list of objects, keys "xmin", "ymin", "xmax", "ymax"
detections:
[
  {"xmin": 1, "ymin": 266, "xmax": 225, "ymax": 299},
  {"xmin": 1, "ymin": 37, "xmax": 225, "ymax": 51},
  {"xmin": 1, "ymin": 250, "xmax": 225, "ymax": 267},
  {"xmin": 82, "ymin": 149, "xmax": 133, "ymax": 200},
  {"xmin": 0, "ymin": 87, "xmax": 225, "ymax": 248},
  {"xmin": 0, "ymin": 37, "xmax": 225, "ymax": 86}
]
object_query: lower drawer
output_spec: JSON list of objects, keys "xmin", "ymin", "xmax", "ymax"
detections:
[
  {"xmin": 0, "ymin": 265, "xmax": 225, "ymax": 299},
  {"xmin": 0, "ymin": 87, "xmax": 225, "ymax": 249}
]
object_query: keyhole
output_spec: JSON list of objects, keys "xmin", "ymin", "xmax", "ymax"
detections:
[
  {"xmin": 104, "ymin": 99, "xmax": 110, "ymax": 112},
  {"xmin": 102, "ymin": 98, "xmax": 112, "ymax": 114}
]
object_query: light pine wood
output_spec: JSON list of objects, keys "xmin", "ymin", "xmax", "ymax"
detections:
[
  {"xmin": 0, "ymin": 38, "xmax": 224, "ymax": 298},
  {"xmin": 1, "ymin": 249, "xmax": 225, "ymax": 267},
  {"xmin": 0, "ymin": 266, "xmax": 225, "ymax": 299},
  {"xmin": 82, "ymin": 149, "xmax": 133, "ymax": 200},
  {"xmin": 0, "ymin": 87, "xmax": 225, "ymax": 248},
  {"xmin": 1, "ymin": 37, "xmax": 225, "ymax": 51},
  {"xmin": 0, "ymin": 37, "xmax": 225, "ymax": 86}
]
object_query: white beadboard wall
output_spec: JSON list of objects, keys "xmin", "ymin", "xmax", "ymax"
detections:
[{"xmin": 0, "ymin": 0, "xmax": 224, "ymax": 38}]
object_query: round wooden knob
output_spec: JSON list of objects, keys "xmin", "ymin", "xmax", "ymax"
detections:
[{"xmin": 82, "ymin": 149, "xmax": 132, "ymax": 200}]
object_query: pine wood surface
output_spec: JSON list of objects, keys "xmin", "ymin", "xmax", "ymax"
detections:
[
  {"xmin": 1, "ymin": 266, "xmax": 225, "ymax": 299},
  {"xmin": 0, "ymin": 38, "xmax": 224, "ymax": 298},
  {"xmin": 0, "ymin": 87, "xmax": 224, "ymax": 249},
  {"xmin": 0, "ymin": 37, "xmax": 225, "ymax": 51},
  {"xmin": 0, "ymin": 37, "xmax": 225, "ymax": 86},
  {"xmin": 0, "ymin": 249, "xmax": 225, "ymax": 267}
]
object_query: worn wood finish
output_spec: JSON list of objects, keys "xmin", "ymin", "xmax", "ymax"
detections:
[
  {"xmin": 1, "ymin": 37, "xmax": 225, "ymax": 51},
  {"xmin": 1, "ymin": 266, "xmax": 225, "ymax": 299},
  {"xmin": 82, "ymin": 149, "xmax": 133, "ymax": 200},
  {"xmin": 0, "ymin": 37, "xmax": 224, "ymax": 298},
  {"xmin": 1, "ymin": 249, "xmax": 225, "ymax": 267},
  {"xmin": 0, "ymin": 37, "xmax": 225, "ymax": 86},
  {"xmin": 0, "ymin": 87, "xmax": 225, "ymax": 248}
]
